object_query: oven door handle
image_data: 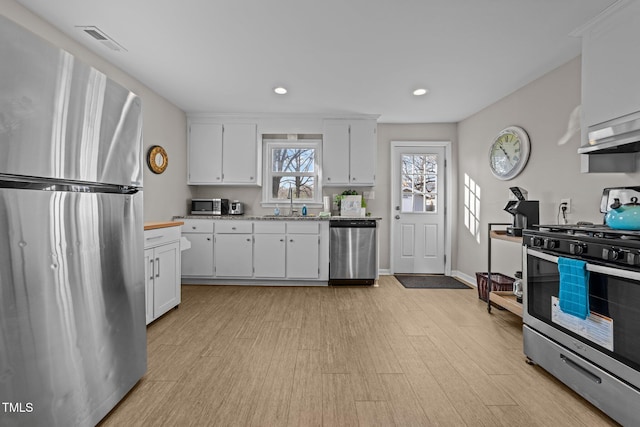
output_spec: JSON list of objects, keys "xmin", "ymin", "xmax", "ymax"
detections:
[{"xmin": 527, "ymin": 248, "xmax": 640, "ymax": 281}]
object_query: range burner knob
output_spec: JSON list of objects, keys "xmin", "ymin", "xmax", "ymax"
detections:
[
  {"xmin": 602, "ymin": 248, "xmax": 622, "ymax": 261},
  {"xmin": 626, "ymin": 252, "xmax": 640, "ymax": 266},
  {"xmin": 543, "ymin": 239, "xmax": 559, "ymax": 249},
  {"xmin": 531, "ymin": 237, "xmax": 543, "ymax": 247},
  {"xmin": 569, "ymin": 243, "xmax": 586, "ymax": 255}
]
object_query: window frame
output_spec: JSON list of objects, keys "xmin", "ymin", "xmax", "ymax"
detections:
[{"xmin": 261, "ymin": 139, "xmax": 323, "ymax": 207}]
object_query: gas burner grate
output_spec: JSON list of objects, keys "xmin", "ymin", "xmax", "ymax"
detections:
[{"xmin": 534, "ymin": 224, "xmax": 640, "ymax": 240}]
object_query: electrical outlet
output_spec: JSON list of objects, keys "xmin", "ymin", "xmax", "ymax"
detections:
[{"xmin": 561, "ymin": 198, "xmax": 571, "ymax": 214}]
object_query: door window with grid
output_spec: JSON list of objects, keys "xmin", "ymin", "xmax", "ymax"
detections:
[{"xmin": 401, "ymin": 153, "xmax": 438, "ymax": 213}]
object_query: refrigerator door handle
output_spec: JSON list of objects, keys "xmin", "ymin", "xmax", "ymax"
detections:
[{"xmin": 155, "ymin": 257, "xmax": 160, "ymax": 278}]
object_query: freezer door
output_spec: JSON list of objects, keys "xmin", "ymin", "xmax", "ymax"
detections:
[
  {"xmin": 0, "ymin": 16, "xmax": 143, "ymax": 187},
  {"xmin": 0, "ymin": 188, "xmax": 146, "ymax": 426}
]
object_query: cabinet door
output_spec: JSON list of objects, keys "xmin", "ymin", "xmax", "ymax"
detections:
[
  {"xmin": 181, "ymin": 233, "xmax": 214, "ymax": 277},
  {"xmin": 188, "ymin": 123, "xmax": 223, "ymax": 184},
  {"xmin": 349, "ymin": 120, "xmax": 377, "ymax": 186},
  {"xmin": 144, "ymin": 248, "xmax": 154, "ymax": 325},
  {"xmin": 215, "ymin": 234, "xmax": 253, "ymax": 277},
  {"xmin": 254, "ymin": 234, "xmax": 286, "ymax": 278},
  {"xmin": 582, "ymin": 1, "xmax": 640, "ymax": 127},
  {"xmin": 322, "ymin": 120, "xmax": 350, "ymax": 185},
  {"xmin": 153, "ymin": 241, "xmax": 181, "ymax": 317},
  {"xmin": 287, "ymin": 234, "xmax": 320, "ymax": 278},
  {"xmin": 222, "ymin": 123, "xmax": 258, "ymax": 184}
]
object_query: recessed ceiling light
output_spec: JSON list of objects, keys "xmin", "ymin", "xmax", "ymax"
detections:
[
  {"xmin": 274, "ymin": 87, "xmax": 288, "ymax": 95},
  {"xmin": 413, "ymin": 88, "xmax": 428, "ymax": 96}
]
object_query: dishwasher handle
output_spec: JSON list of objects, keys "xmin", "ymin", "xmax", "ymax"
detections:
[{"xmin": 329, "ymin": 220, "xmax": 377, "ymax": 228}]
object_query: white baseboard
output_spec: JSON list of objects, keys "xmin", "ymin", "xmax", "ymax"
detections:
[
  {"xmin": 451, "ymin": 270, "xmax": 477, "ymax": 287},
  {"xmin": 378, "ymin": 269, "xmax": 391, "ymax": 276}
]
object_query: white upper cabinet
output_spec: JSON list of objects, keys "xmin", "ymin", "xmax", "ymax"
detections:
[
  {"xmin": 322, "ymin": 121, "xmax": 350, "ymax": 185},
  {"xmin": 188, "ymin": 121, "xmax": 258, "ymax": 185},
  {"xmin": 582, "ymin": 1, "xmax": 640, "ymax": 128},
  {"xmin": 349, "ymin": 120, "xmax": 377, "ymax": 185},
  {"xmin": 323, "ymin": 119, "xmax": 377, "ymax": 186},
  {"xmin": 222, "ymin": 123, "xmax": 258, "ymax": 184},
  {"xmin": 188, "ymin": 122, "xmax": 223, "ymax": 184}
]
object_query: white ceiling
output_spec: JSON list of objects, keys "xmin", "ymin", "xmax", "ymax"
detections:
[{"xmin": 16, "ymin": 0, "xmax": 616, "ymax": 123}]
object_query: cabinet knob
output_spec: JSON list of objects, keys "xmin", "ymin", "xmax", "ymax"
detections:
[
  {"xmin": 192, "ymin": 226, "xmax": 196, "ymax": 229},
  {"xmin": 395, "ymin": 215, "xmax": 400, "ymax": 220},
  {"xmin": 232, "ymin": 227, "xmax": 236, "ymax": 230},
  {"xmin": 327, "ymin": 177, "xmax": 331, "ymax": 181},
  {"xmin": 290, "ymin": 239, "xmax": 294, "ymax": 242},
  {"xmin": 352, "ymin": 177, "xmax": 356, "ymax": 181},
  {"xmin": 246, "ymin": 238, "xmax": 251, "ymax": 242},
  {"xmin": 250, "ymin": 176, "xmax": 254, "ymax": 180},
  {"xmin": 207, "ymin": 237, "xmax": 211, "ymax": 241}
]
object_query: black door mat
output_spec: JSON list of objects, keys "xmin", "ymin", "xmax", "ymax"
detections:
[{"xmin": 394, "ymin": 274, "xmax": 472, "ymax": 289}]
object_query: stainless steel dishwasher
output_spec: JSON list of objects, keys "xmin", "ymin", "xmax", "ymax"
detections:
[{"xmin": 329, "ymin": 219, "xmax": 377, "ymax": 285}]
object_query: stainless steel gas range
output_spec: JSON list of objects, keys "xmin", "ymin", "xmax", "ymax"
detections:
[{"xmin": 523, "ymin": 224, "xmax": 640, "ymax": 425}]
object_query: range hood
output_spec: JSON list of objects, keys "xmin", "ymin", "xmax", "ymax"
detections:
[{"xmin": 578, "ymin": 110, "xmax": 640, "ymax": 154}]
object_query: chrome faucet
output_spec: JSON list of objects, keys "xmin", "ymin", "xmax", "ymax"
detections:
[{"xmin": 288, "ymin": 186, "xmax": 297, "ymax": 216}]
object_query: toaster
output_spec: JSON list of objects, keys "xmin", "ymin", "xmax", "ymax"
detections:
[{"xmin": 229, "ymin": 200, "xmax": 244, "ymax": 215}]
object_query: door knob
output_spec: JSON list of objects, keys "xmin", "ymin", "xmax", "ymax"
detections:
[
  {"xmin": 395, "ymin": 215, "xmax": 400, "ymax": 219},
  {"xmin": 395, "ymin": 206, "xmax": 400, "ymax": 210}
]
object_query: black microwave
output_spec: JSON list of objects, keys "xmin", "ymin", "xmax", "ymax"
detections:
[{"xmin": 191, "ymin": 199, "xmax": 228, "ymax": 215}]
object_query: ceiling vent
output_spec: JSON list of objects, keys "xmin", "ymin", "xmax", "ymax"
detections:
[{"xmin": 76, "ymin": 26, "xmax": 127, "ymax": 52}]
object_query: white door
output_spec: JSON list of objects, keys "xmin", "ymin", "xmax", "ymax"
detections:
[{"xmin": 391, "ymin": 144, "xmax": 446, "ymax": 274}]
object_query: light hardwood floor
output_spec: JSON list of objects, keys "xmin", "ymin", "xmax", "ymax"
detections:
[{"xmin": 101, "ymin": 276, "xmax": 618, "ymax": 426}]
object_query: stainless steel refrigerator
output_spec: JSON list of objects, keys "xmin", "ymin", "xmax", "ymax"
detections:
[{"xmin": 0, "ymin": 16, "xmax": 146, "ymax": 426}]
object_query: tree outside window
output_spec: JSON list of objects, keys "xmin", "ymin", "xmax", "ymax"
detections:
[
  {"xmin": 264, "ymin": 140, "xmax": 321, "ymax": 205},
  {"xmin": 401, "ymin": 154, "xmax": 438, "ymax": 213}
]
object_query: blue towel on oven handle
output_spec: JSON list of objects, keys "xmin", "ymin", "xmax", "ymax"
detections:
[{"xmin": 558, "ymin": 257, "xmax": 590, "ymax": 320}]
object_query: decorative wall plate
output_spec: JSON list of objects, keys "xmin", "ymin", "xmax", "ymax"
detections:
[{"xmin": 147, "ymin": 145, "xmax": 168, "ymax": 174}]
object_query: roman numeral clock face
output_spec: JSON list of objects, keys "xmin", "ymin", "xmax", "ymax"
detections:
[{"xmin": 489, "ymin": 126, "xmax": 530, "ymax": 180}]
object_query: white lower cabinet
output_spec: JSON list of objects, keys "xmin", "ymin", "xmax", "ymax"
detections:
[
  {"xmin": 254, "ymin": 234, "xmax": 286, "ymax": 278},
  {"xmin": 182, "ymin": 233, "xmax": 214, "ymax": 276},
  {"xmin": 179, "ymin": 219, "xmax": 328, "ymax": 283},
  {"xmin": 181, "ymin": 219, "xmax": 215, "ymax": 277},
  {"xmin": 287, "ymin": 234, "xmax": 320, "ymax": 278},
  {"xmin": 144, "ymin": 226, "xmax": 181, "ymax": 325},
  {"xmin": 214, "ymin": 220, "xmax": 253, "ymax": 277}
]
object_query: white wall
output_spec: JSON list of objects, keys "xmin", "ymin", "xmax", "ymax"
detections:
[
  {"xmin": 375, "ymin": 123, "xmax": 458, "ymax": 270},
  {"xmin": 1, "ymin": 0, "xmax": 190, "ymax": 222},
  {"xmin": 456, "ymin": 56, "xmax": 640, "ymax": 279}
]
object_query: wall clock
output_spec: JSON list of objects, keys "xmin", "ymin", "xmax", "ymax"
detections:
[
  {"xmin": 488, "ymin": 126, "xmax": 530, "ymax": 180},
  {"xmin": 147, "ymin": 145, "xmax": 168, "ymax": 174}
]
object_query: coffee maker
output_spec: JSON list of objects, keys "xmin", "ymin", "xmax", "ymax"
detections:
[{"xmin": 504, "ymin": 187, "xmax": 539, "ymax": 236}]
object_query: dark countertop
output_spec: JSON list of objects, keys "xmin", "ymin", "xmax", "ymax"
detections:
[{"xmin": 174, "ymin": 215, "xmax": 382, "ymax": 221}]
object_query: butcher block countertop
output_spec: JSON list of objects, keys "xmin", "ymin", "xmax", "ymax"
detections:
[{"xmin": 144, "ymin": 220, "xmax": 184, "ymax": 230}]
